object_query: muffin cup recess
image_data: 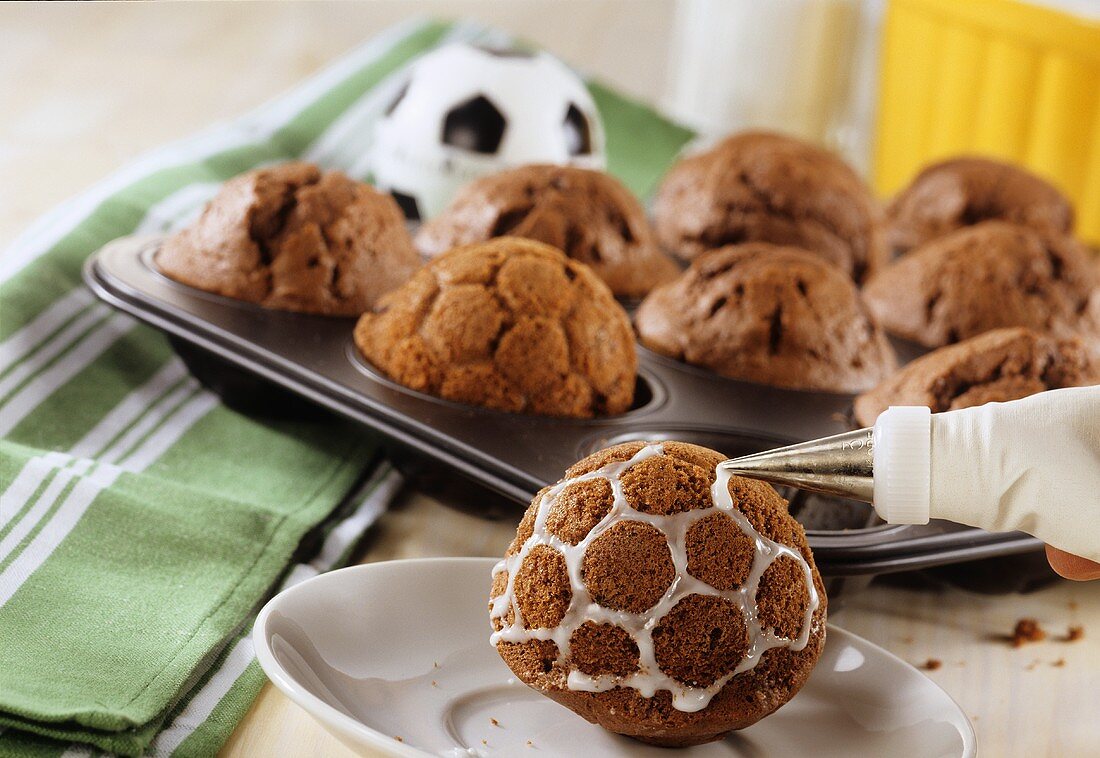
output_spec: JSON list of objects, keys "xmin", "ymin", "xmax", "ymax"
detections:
[
  {"xmin": 347, "ymin": 343, "xmax": 664, "ymax": 420},
  {"xmin": 85, "ymin": 234, "xmax": 1052, "ymax": 592}
]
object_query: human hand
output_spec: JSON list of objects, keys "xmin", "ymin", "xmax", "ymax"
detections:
[{"xmin": 1046, "ymin": 545, "xmax": 1100, "ymax": 581}]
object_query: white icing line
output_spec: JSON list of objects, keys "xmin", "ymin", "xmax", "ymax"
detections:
[{"xmin": 489, "ymin": 443, "xmax": 820, "ymax": 713}]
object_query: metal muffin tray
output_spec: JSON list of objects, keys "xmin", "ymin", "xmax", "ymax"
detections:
[{"xmin": 84, "ymin": 235, "xmax": 1048, "ymax": 584}]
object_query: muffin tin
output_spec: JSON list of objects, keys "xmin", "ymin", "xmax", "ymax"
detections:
[{"xmin": 84, "ymin": 234, "xmax": 1048, "ymax": 582}]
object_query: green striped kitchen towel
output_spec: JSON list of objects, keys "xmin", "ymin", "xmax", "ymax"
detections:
[{"xmin": 0, "ymin": 17, "xmax": 694, "ymax": 758}]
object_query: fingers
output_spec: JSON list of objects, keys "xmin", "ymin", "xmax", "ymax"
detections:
[{"xmin": 1046, "ymin": 545, "xmax": 1100, "ymax": 581}]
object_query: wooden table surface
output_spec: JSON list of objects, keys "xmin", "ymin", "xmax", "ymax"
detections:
[{"xmin": 3, "ymin": 4, "xmax": 1097, "ymax": 757}]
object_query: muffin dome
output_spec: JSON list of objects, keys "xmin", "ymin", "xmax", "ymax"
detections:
[
  {"xmin": 157, "ymin": 162, "xmax": 420, "ymax": 316},
  {"xmin": 863, "ymin": 221, "xmax": 1100, "ymax": 349},
  {"xmin": 653, "ymin": 131, "xmax": 885, "ymax": 282},
  {"xmin": 887, "ymin": 157, "xmax": 1073, "ymax": 256},
  {"xmin": 854, "ymin": 327, "xmax": 1099, "ymax": 427},
  {"xmin": 415, "ymin": 164, "xmax": 679, "ymax": 297},
  {"xmin": 490, "ymin": 441, "xmax": 826, "ymax": 747},
  {"xmin": 353, "ymin": 237, "xmax": 636, "ymax": 417},
  {"xmin": 635, "ymin": 244, "xmax": 897, "ymax": 393}
]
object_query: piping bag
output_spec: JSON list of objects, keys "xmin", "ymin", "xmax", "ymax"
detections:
[{"xmin": 720, "ymin": 386, "xmax": 1100, "ymax": 563}]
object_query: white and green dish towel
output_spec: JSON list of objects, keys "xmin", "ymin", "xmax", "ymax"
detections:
[{"xmin": 0, "ymin": 18, "xmax": 694, "ymax": 757}]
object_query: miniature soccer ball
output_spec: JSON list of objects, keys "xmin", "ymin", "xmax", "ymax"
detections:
[{"xmin": 369, "ymin": 43, "xmax": 606, "ymax": 220}]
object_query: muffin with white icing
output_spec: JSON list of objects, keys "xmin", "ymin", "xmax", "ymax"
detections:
[{"xmin": 489, "ymin": 441, "xmax": 827, "ymax": 747}]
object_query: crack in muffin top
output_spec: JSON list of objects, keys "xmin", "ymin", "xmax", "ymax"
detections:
[
  {"xmin": 863, "ymin": 221, "xmax": 1100, "ymax": 349},
  {"xmin": 886, "ymin": 157, "xmax": 1074, "ymax": 256},
  {"xmin": 635, "ymin": 243, "xmax": 897, "ymax": 393},
  {"xmin": 854, "ymin": 327, "xmax": 1099, "ymax": 426},
  {"xmin": 652, "ymin": 131, "xmax": 886, "ymax": 283},
  {"xmin": 157, "ymin": 161, "xmax": 420, "ymax": 316},
  {"xmin": 415, "ymin": 164, "xmax": 680, "ymax": 297}
]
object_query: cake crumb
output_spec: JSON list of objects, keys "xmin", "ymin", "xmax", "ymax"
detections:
[
  {"xmin": 1011, "ymin": 618, "xmax": 1046, "ymax": 647},
  {"xmin": 431, "ymin": 680, "xmax": 438, "ymax": 688},
  {"xmin": 490, "ymin": 718, "xmax": 500, "ymax": 727},
  {"xmin": 394, "ymin": 736, "xmax": 403, "ymax": 743},
  {"xmin": 527, "ymin": 740, "xmax": 534, "ymax": 747},
  {"xmin": 921, "ymin": 658, "xmax": 942, "ymax": 671},
  {"xmin": 1025, "ymin": 659, "xmax": 1041, "ymax": 671},
  {"xmin": 900, "ymin": 635, "xmax": 914, "ymax": 645},
  {"xmin": 482, "ymin": 739, "xmax": 488, "ymax": 746},
  {"xmin": 434, "ymin": 661, "xmax": 440, "ymax": 668},
  {"xmin": 1069, "ymin": 600, "xmax": 1078, "ymax": 611},
  {"xmin": 1065, "ymin": 625, "xmax": 1084, "ymax": 642},
  {"xmin": 1052, "ymin": 658, "xmax": 1066, "ymax": 667}
]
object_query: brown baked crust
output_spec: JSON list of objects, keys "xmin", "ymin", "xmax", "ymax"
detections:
[
  {"xmin": 491, "ymin": 441, "xmax": 827, "ymax": 747},
  {"xmin": 887, "ymin": 157, "xmax": 1074, "ymax": 256},
  {"xmin": 853, "ymin": 327, "xmax": 1099, "ymax": 426},
  {"xmin": 635, "ymin": 243, "xmax": 897, "ymax": 393},
  {"xmin": 353, "ymin": 237, "xmax": 636, "ymax": 417},
  {"xmin": 415, "ymin": 164, "xmax": 680, "ymax": 297},
  {"xmin": 156, "ymin": 162, "xmax": 420, "ymax": 316},
  {"xmin": 652, "ymin": 131, "xmax": 886, "ymax": 282},
  {"xmin": 863, "ymin": 221, "xmax": 1100, "ymax": 349}
]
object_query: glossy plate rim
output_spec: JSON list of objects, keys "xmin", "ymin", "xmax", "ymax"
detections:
[{"xmin": 254, "ymin": 557, "xmax": 976, "ymax": 758}]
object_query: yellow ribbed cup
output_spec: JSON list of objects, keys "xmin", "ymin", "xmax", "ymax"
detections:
[{"xmin": 875, "ymin": 0, "xmax": 1100, "ymax": 244}]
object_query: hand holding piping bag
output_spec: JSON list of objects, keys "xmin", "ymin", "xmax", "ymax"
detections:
[{"xmin": 722, "ymin": 386, "xmax": 1100, "ymax": 580}]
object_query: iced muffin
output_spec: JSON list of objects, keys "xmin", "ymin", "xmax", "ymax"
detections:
[
  {"xmin": 652, "ymin": 131, "xmax": 886, "ymax": 282},
  {"xmin": 353, "ymin": 237, "xmax": 636, "ymax": 417},
  {"xmin": 635, "ymin": 244, "xmax": 897, "ymax": 393},
  {"xmin": 854, "ymin": 327, "xmax": 1099, "ymax": 426},
  {"xmin": 157, "ymin": 162, "xmax": 420, "ymax": 316},
  {"xmin": 415, "ymin": 164, "xmax": 679, "ymax": 297},
  {"xmin": 490, "ymin": 440, "xmax": 826, "ymax": 747},
  {"xmin": 887, "ymin": 157, "xmax": 1074, "ymax": 256},
  {"xmin": 863, "ymin": 221, "xmax": 1100, "ymax": 349}
]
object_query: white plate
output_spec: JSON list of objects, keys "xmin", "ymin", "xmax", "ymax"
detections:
[{"xmin": 254, "ymin": 557, "xmax": 975, "ymax": 758}]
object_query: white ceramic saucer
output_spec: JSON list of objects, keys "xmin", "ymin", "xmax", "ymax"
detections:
[{"xmin": 254, "ymin": 557, "xmax": 975, "ymax": 757}]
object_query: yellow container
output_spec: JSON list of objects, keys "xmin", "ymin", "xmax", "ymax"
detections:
[{"xmin": 875, "ymin": 0, "xmax": 1100, "ymax": 244}]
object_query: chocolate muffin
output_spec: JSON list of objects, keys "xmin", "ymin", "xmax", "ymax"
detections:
[
  {"xmin": 490, "ymin": 441, "xmax": 827, "ymax": 747},
  {"xmin": 887, "ymin": 157, "xmax": 1074, "ymax": 256},
  {"xmin": 353, "ymin": 237, "xmax": 636, "ymax": 417},
  {"xmin": 635, "ymin": 244, "xmax": 897, "ymax": 393},
  {"xmin": 854, "ymin": 328, "xmax": 1099, "ymax": 427},
  {"xmin": 652, "ymin": 131, "xmax": 886, "ymax": 282},
  {"xmin": 415, "ymin": 164, "xmax": 679, "ymax": 297},
  {"xmin": 863, "ymin": 221, "xmax": 1100, "ymax": 349},
  {"xmin": 157, "ymin": 162, "xmax": 420, "ymax": 316}
]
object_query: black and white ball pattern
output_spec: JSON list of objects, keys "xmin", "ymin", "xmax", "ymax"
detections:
[{"xmin": 370, "ymin": 42, "xmax": 606, "ymax": 220}]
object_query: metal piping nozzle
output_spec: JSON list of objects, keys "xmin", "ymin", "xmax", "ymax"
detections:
[{"xmin": 720, "ymin": 426, "xmax": 876, "ymax": 503}]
